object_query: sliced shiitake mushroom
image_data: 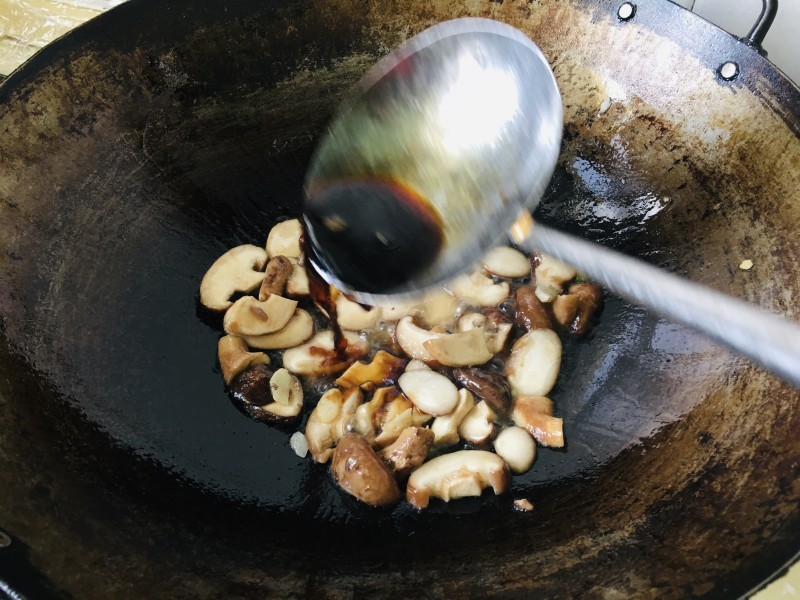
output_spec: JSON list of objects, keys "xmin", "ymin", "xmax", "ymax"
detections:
[
  {"xmin": 242, "ymin": 308, "xmax": 314, "ymax": 350},
  {"xmin": 493, "ymin": 426, "xmax": 536, "ymax": 474},
  {"xmin": 217, "ymin": 335, "xmax": 270, "ymax": 385},
  {"xmin": 332, "ymin": 434, "xmax": 401, "ymax": 507},
  {"xmin": 448, "ymin": 271, "xmax": 510, "ymax": 307},
  {"xmin": 285, "ymin": 257, "xmax": 310, "ymax": 296},
  {"xmin": 380, "ymin": 426, "xmax": 434, "ymax": 478},
  {"xmin": 199, "ymin": 245, "xmax": 267, "ymax": 311},
  {"xmin": 481, "ymin": 246, "xmax": 531, "ymax": 279},
  {"xmin": 431, "ymin": 388, "xmax": 476, "ymax": 446},
  {"xmin": 534, "ymin": 254, "xmax": 577, "ymax": 302},
  {"xmin": 335, "ymin": 350, "xmax": 407, "ymax": 388},
  {"xmin": 512, "ymin": 395, "xmax": 564, "ymax": 447},
  {"xmin": 395, "ymin": 316, "xmax": 446, "ymax": 363},
  {"xmin": 406, "ymin": 450, "xmax": 511, "ymax": 509},
  {"xmin": 423, "ymin": 327, "xmax": 493, "ymax": 367},
  {"xmin": 504, "ymin": 328, "xmax": 562, "ymax": 397},
  {"xmin": 304, "ymin": 387, "xmax": 363, "ymax": 462},
  {"xmin": 398, "ymin": 369, "xmax": 459, "ymax": 416},
  {"xmin": 282, "ymin": 330, "xmax": 368, "ymax": 376},
  {"xmin": 458, "ymin": 400, "xmax": 497, "ymax": 446},
  {"xmin": 258, "ymin": 255, "xmax": 293, "ymax": 301},
  {"xmin": 335, "ymin": 295, "xmax": 382, "ymax": 331},
  {"xmin": 266, "ymin": 218, "xmax": 302, "ymax": 258},
  {"xmin": 223, "ymin": 295, "xmax": 298, "ymax": 336},
  {"xmin": 457, "ymin": 312, "xmax": 512, "ymax": 355},
  {"xmin": 227, "ymin": 364, "xmax": 304, "ymax": 424},
  {"xmin": 452, "ymin": 367, "xmax": 512, "ymax": 417},
  {"xmin": 515, "ymin": 286, "xmax": 552, "ymax": 331}
]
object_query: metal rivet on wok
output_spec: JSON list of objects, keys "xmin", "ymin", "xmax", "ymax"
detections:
[
  {"xmin": 618, "ymin": 3, "xmax": 636, "ymax": 21},
  {"xmin": 0, "ymin": 531, "xmax": 11, "ymax": 549},
  {"xmin": 719, "ymin": 61, "xmax": 740, "ymax": 81}
]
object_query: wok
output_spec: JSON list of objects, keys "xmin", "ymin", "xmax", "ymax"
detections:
[{"xmin": 1, "ymin": 0, "xmax": 799, "ymax": 597}]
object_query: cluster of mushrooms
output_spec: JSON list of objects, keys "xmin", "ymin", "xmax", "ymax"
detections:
[{"xmin": 199, "ymin": 218, "xmax": 601, "ymax": 509}]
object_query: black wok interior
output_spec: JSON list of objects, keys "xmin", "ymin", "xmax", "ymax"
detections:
[{"xmin": 1, "ymin": 0, "xmax": 799, "ymax": 597}]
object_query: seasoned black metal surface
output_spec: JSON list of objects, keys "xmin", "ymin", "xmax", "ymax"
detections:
[{"xmin": 1, "ymin": 0, "xmax": 799, "ymax": 597}]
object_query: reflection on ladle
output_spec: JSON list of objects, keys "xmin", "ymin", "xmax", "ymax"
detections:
[{"xmin": 303, "ymin": 18, "xmax": 800, "ymax": 387}]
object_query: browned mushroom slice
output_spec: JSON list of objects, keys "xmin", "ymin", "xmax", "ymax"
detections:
[
  {"xmin": 568, "ymin": 282, "xmax": 603, "ymax": 336},
  {"xmin": 512, "ymin": 395, "xmax": 564, "ymax": 448},
  {"xmin": 332, "ymin": 434, "xmax": 401, "ymax": 507},
  {"xmin": 281, "ymin": 331, "xmax": 368, "ymax": 376},
  {"xmin": 258, "ymin": 255, "xmax": 293, "ymax": 301},
  {"xmin": 452, "ymin": 367, "xmax": 512, "ymax": 417},
  {"xmin": 514, "ymin": 286, "xmax": 553, "ymax": 331},
  {"xmin": 227, "ymin": 364, "xmax": 304, "ymax": 424},
  {"xmin": 334, "ymin": 350, "xmax": 407, "ymax": 388},
  {"xmin": 217, "ymin": 335, "xmax": 270, "ymax": 385},
  {"xmin": 380, "ymin": 426, "xmax": 435, "ymax": 478}
]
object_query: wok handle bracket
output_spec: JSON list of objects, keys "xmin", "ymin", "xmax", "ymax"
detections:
[{"xmin": 740, "ymin": 0, "xmax": 777, "ymax": 54}]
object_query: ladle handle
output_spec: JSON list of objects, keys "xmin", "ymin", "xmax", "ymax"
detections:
[{"xmin": 520, "ymin": 222, "xmax": 800, "ymax": 388}]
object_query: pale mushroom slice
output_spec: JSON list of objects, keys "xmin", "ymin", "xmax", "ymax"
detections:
[
  {"xmin": 406, "ymin": 450, "xmax": 511, "ymax": 509},
  {"xmin": 223, "ymin": 294, "xmax": 298, "ymax": 336},
  {"xmin": 458, "ymin": 400, "xmax": 497, "ymax": 446},
  {"xmin": 534, "ymin": 254, "xmax": 577, "ymax": 302},
  {"xmin": 217, "ymin": 335, "xmax": 270, "ymax": 385},
  {"xmin": 481, "ymin": 246, "xmax": 530, "ymax": 278},
  {"xmin": 336, "ymin": 294, "xmax": 382, "ymax": 330},
  {"xmin": 242, "ymin": 308, "xmax": 314, "ymax": 350},
  {"xmin": 431, "ymin": 388, "xmax": 476, "ymax": 446},
  {"xmin": 504, "ymin": 328, "xmax": 562, "ymax": 398},
  {"xmin": 266, "ymin": 218, "xmax": 303, "ymax": 258},
  {"xmin": 493, "ymin": 426, "xmax": 537, "ymax": 474},
  {"xmin": 398, "ymin": 369, "xmax": 459, "ymax": 416},
  {"xmin": 457, "ymin": 312, "xmax": 512, "ymax": 355},
  {"xmin": 395, "ymin": 316, "xmax": 447, "ymax": 363},
  {"xmin": 352, "ymin": 385, "xmax": 399, "ymax": 439},
  {"xmin": 281, "ymin": 330, "xmax": 368, "ymax": 376},
  {"xmin": 423, "ymin": 327, "xmax": 493, "ymax": 367},
  {"xmin": 285, "ymin": 257, "xmax": 310, "ymax": 296},
  {"xmin": 304, "ymin": 387, "xmax": 363, "ymax": 463},
  {"xmin": 199, "ymin": 245, "xmax": 267, "ymax": 311},
  {"xmin": 447, "ymin": 271, "xmax": 510, "ymax": 307}
]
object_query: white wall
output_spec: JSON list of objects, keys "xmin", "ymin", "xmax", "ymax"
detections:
[{"xmin": 687, "ymin": 0, "xmax": 800, "ymax": 84}]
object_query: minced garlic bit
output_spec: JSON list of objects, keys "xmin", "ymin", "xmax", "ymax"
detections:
[
  {"xmin": 739, "ymin": 259, "xmax": 754, "ymax": 271},
  {"xmin": 290, "ymin": 431, "xmax": 309, "ymax": 458},
  {"xmin": 513, "ymin": 498, "xmax": 535, "ymax": 512}
]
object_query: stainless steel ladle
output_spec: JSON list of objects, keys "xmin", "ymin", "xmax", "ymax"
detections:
[{"xmin": 303, "ymin": 17, "xmax": 800, "ymax": 387}]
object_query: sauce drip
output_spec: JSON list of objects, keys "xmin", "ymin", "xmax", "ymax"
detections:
[
  {"xmin": 302, "ymin": 226, "xmax": 348, "ymax": 356},
  {"xmin": 303, "ymin": 179, "xmax": 443, "ymax": 295}
]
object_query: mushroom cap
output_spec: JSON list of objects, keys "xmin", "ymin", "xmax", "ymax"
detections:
[{"xmin": 199, "ymin": 245, "xmax": 267, "ymax": 311}]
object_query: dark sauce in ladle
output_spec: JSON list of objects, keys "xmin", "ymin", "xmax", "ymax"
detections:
[{"xmin": 303, "ymin": 179, "xmax": 444, "ymax": 295}]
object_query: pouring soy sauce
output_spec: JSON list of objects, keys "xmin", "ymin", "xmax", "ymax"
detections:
[{"xmin": 302, "ymin": 17, "xmax": 800, "ymax": 387}]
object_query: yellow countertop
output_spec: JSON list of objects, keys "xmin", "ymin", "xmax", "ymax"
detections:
[{"xmin": 0, "ymin": 1, "xmax": 797, "ymax": 597}]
